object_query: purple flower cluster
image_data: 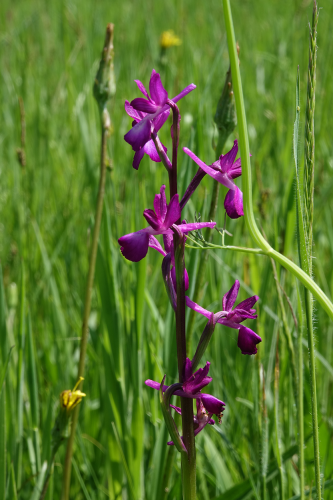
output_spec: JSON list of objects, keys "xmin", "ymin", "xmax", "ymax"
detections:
[
  {"xmin": 146, "ymin": 358, "xmax": 225, "ymax": 444},
  {"xmin": 119, "ymin": 69, "xmax": 262, "ymax": 447}
]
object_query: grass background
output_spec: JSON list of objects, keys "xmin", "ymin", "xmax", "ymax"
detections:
[{"xmin": 0, "ymin": 0, "xmax": 333, "ymax": 498}]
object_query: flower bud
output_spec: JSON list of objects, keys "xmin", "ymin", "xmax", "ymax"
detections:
[
  {"xmin": 93, "ymin": 23, "xmax": 116, "ymax": 111},
  {"xmin": 214, "ymin": 64, "xmax": 237, "ymax": 155}
]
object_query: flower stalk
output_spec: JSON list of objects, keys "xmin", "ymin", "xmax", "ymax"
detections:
[{"xmin": 61, "ymin": 23, "xmax": 114, "ymax": 500}]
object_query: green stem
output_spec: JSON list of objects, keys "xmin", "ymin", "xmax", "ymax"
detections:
[
  {"xmin": 223, "ymin": 2, "xmax": 322, "ymax": 496},
  {"xmin": 61, "ymin": 119, "xmax": 109, "ymax": 500},
  {"xmin": 222, "ymin": 0, "xmax": 333, "ymax": 324},
  {"xmin": 297, "ymin": 287, "xmax": 305, "ymax": 500}
]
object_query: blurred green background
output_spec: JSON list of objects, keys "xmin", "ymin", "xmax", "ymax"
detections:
[{"xmin": 0, "ymin": 0, "xmax": 333, "ymax": 498}]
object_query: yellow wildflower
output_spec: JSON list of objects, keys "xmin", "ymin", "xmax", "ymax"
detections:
[
  {"xmin": 160, "ymin": 30, "xmax": 182, "ymax": 49},
  {"xmin": 60, "ymin": 377, "xmax": 86, "ymax": 412}
]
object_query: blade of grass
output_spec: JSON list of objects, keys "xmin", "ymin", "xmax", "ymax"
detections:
[
  {"xmin": 0, "ymin": 382, "xmax": 5, "ymax": 500},
  {"xmin": 27, "ymin": 311, "xmax": 41, "ymax": 473}
]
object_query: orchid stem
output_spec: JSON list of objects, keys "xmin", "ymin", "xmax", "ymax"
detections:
[
  {"xmin": 173, "ymin": 228, "xmax": 196, "ymax": 498},
  {"xmin": 61, "ymin": 109, "xmax": 110, "ymax": 500}
]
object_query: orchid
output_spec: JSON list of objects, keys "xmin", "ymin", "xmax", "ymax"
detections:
[
  {"xmin": 183, "ymin": 139, "xmax": 244, "ymax": 219},
  {"xmin": 118, "ymin": 185, "xmax": 216, "ymax": 262},
  {"xmin": 124, "ymin": 69, "xmax": 196, "ymax": 153},
  {"xmin": 146, "ymin": 357, "xmax": 225, "ymax": 443},
  {"xmin": 124, "ymin": 100, "xmax": 169, "ymax": 170},
  {"xmin": 186, "ymin": 280, "xmax": 262, "ymax": 355}
]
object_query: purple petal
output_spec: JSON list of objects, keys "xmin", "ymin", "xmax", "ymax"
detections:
[
  {"xmin": 125, "ymin": 100, "xmax": 144, "ymax": 122},
  {"xmin": 235, "ymin": 295, "xmax": 259, "ymax": 313},
  {"xmin": 224, "ymin": 186, "xmax": 244, "ymax": 219},
  {"xmin": 134, "ymin": 79, "xmax": 149, "ymax": 98},
  {"xmin": 143, "ymin": 209, "xmax": 161, "ymax": 230},
  {"xmin": 148, "ymin": 236, "xmax": 166, "ymax": 257},
  {"xmin": 229, "ymin": 158, "xmax": 242, "ymax": 179},
  {"xmin": 131, "ymin": 97, "xmax": 158, "ymax": 114},
  {"xmin": 178, "ymin": 221, "xmax": 216, "ymax": 233},
  {"xmin": 183, "ymin": 148, "xmax": 235, "ymax": 190},
  {"xmin": 118, "ymin": 229, "xmax": 151, "ymax": 262},
  {"xmin": 222, "ymin": 280, "xmax": 240, "ymax": 312},
  {"xmin": 163, "ymin": 234, "xmax": 173, "ymax": 254},
  {"xmin": 185, "ymin": 297, "xmax": 211, "ymax": 320},
  {"xmin": 149, "ymin": 70, "xmax": 168, "ymax": 106},
  {"xmin": 183, "ymin": 358, "xmax": 193, "ymax": 382},
  {"xmin": 164, "ymin": 194, "xmax": 181, "ymax": 228},
  {"xmin": 143, "ymin": 139, "xmax": 167, "ymax": 163},
  {"xmin": 133, "ymin": 149, "xmax": 145, "ymax": 170},
  {"xmin": 145, "ymin": 379, "xmax": 200, "ymax": 399},
  {"xmin": 184, "ymin": 362, "xmax": 212, "ymax": 394},
  {"xmin": 219, "ymin": 140, "xmax": 238, "ymax": 174},
  {"xmin": 153, "ymin": 185, "xmax": 167, "ymax": 222},
  {"xmin": 170, "ymin": 404, "xmax": 182, "ymax": 415},
  {"xmin": 237, "ymin": 325, "xmax": 262, "ymax": 355},
  {"xmin": 153, "ymin": 109, "xmax": 170, "ymax": 132},
  {"xmin": 172, "ymin": 83, "xmax": 196, "ymax": 103},
  {"xmin": 201, "ymin": 394, "xmax": 225, "ymax": 415},
  {"xmin": 124, "ymin": 118, "xmax": 152, "ymax": 151}
]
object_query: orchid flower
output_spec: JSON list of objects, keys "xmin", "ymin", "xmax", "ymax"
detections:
[
  {"xmin": 124, "ymin": 69, "xmax": 196, "ymax": 153},
  {"xmin": 118, "ymin": 185, "xmax": 216, "ymax": 262},
  {"xmin": 183, "ymin": 140, "xmax": 244, "ymax": 219},
  {"xmin": 124, "ymin": 100, "xmax": 169, "ymax": 170},
  {"xmin": 186, "ymin": 280, "xmax": 262, "ymax": 355},
  {"xmin": 145, "ymin": 358, "xmax": 225, "ymax": 443}
]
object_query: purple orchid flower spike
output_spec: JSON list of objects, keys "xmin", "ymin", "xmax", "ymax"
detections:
[
  {"xmin": 145, "ymin": 357, "xmax": 225, "ymax": 424},
  {"xmin": 183, "ymin": 140, "xmax": 245, "ymax": 219},
  {"xmin": 118, "ymin": 185, "xmax": 216, "ymax": 262},
  {"xmin": 185, "ymin": 280, "xmax": 262, "ymax": 355},
  {"xmin": 124, "ymin": 69, "xmax": 196, "ymax": 153}
]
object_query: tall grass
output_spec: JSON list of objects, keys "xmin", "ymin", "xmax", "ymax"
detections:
[{"xmin": 0, "ymin": 0, "xmax": 333, "ymax": 498}]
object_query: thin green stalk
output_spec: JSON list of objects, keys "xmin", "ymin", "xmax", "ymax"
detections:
[
  {"xmin": 61, "ymin": 121, "xmax": 109, "ymax": 499},
  {"xmin": 222, "ymin": 0, "xmax": 333, "ymax": 323},
  {"xmin": 271, "ymin": 258, "xmax": 298, "ymax": 412},
  {"xmin": 223, "ymin": 2, "xmax": 322, "ymax": 496},
  {"xmin": 297, "ymin": 285, "xmax": 305, "ymax": 500},
  {"xmin": 61, "ymin": 24, "xmax": 114, "ymax": 500},
  {"xmin": 304, "ymin": 1, "xmax": 318, "ymax": 264},
  {"xmin": 303, "ymin": 6, "xmax": 320, "ymax": 496},
  {"xmin": 274, "ymin": 335, "xmax": 284, "ymax": 500}
]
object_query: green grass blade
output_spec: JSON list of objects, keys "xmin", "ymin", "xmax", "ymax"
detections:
[
  {"xmin": 29, "ymin": 460, "xmax": 47, "ymax": 500},
  {"xmin": 27, "ymin": 311, "xmax": 41, "ymax": 473},
  {"xmin": 0, "ymin": 346, "xmax": 14, "ymax": 398},
  {"xmin": 8, "ymin": 461, "xmax": 18, "ymax": 500},
  {"xmin": 0, "ymin": 382, "xmax": 5, "ymax": 500}
]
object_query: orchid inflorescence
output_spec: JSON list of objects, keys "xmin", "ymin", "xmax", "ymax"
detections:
[{"xmin": 118, "ymin": 69, "xmax": 261, "ymax": 452}]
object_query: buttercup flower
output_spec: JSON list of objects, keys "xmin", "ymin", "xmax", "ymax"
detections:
[
  {"xmin": 124, "ymin": 69, "xmax": 196, "ymax": 152},
  {"xmin": 118, "ymin": 185, "xmax": 216, "ymax": 262},
  {"xmin": 185, "ymin": 280, "xmax": 262, "ymax": 355},
  {"xmin": 183, "ymin": 140, "xmax": 244, "ymax": 219}
]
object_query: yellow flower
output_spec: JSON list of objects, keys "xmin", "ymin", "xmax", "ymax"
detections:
[
  {"xmin": 160, "ymin": 30, "xmax": 182, "ymax": 49},
  {"xmin": 60, "ymin": 377, "xmax": 86, "ymax": 412}
]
